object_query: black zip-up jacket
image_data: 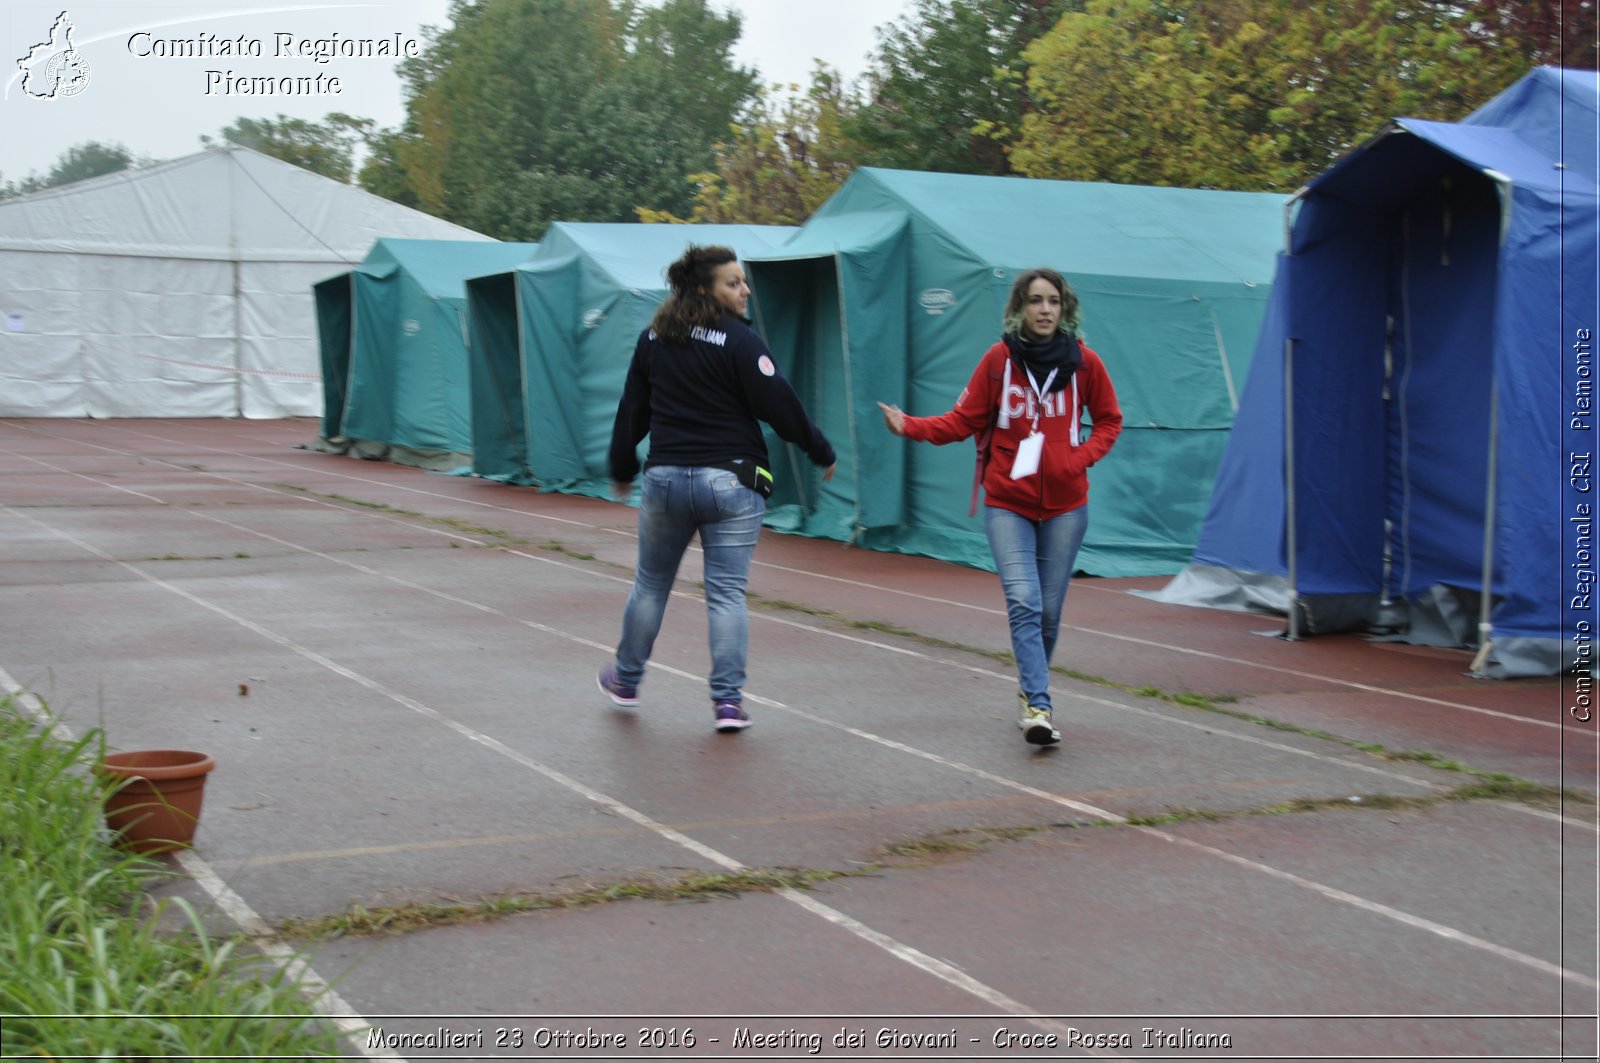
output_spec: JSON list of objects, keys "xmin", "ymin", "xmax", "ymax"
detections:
[{"xmin": 607, "ymin": 315, "xmax": 835, "ymax": 482}]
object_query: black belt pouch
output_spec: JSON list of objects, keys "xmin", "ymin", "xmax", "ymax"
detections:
[{"xmin": 720, "ymin": 459, "xmax": 774, "ymax": 498}]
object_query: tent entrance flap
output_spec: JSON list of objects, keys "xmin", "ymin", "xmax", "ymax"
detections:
[
  {"xmin": 1384, "ymin": 174, "xmax": 1500, "ymax": 616},
  {"xmin": 313, "ymin": 274, "xmax": 353, "ymax": 440},
  {"xmin": 466, "ymin": 271, "xmax": 535, "ymax": 484},
  {"xmin": 1288, "ymin": 155, "xmax": 1503, "ymax": 645},
  {"xmin": 749, "ymin": 255, "xmax": 860, "ymax": 539}
]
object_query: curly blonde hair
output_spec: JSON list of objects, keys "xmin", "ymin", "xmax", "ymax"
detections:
[{"xmin": 1002, "ymin": 267, "xmax": 1081, "ymax": 337}]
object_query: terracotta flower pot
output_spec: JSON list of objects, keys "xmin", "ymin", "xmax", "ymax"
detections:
[{"xmin": 97, "ymin": 749, "xmax": 216, "ymax": 854}]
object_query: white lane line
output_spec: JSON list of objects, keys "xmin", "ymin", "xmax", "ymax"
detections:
[
  {"xmin": 0, "ymin": 666, "xmax": 404, "ymax": 1062},
  {"xmin": 759, "ymin": 699, "xmax": 1600, "ymax": 991},
  {"xmin": 8, "ymin": 497, "xmax": 1596, "ymax": 999},
  {"xmin": 1, "ymin": 508, "xmax": 1111, "ymax": 1057},
  {"xmin": 15, "ymin": 459, "xmax": 1450, "ymax": 808},
  {"xmin": 8, "ymin": 436, "xmax": 1596, "ymax": 874},
  {"xmin": 6, "ymin": 440, "xmax": 1595, "ymax": 994},
  {"xmin": 5, "ymin": 439, "xmax": 1592, "ymax": 840},
  {"xmin": 3, "ymin": 441, "xmax": 1535, "ymax": 817},
  {"xmin": 47, "ymin": 420, "xmax": 1567, "ymax": 732}
]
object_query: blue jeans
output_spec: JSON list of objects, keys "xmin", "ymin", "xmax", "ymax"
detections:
[
  {"xmin": 983, "ymin": 504, "xmax": 1089, "ymax": 713},
  {"xmin": 614, "ymin": 465, "xmax": 765, "ymax": 704}
]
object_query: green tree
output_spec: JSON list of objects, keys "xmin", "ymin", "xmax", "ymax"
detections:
[
  {"xmin": 202, "ymin": 113, "xmax": 375, "ymax": 182},
  {"xmin": 1463, "ymin": 0, "xmax": 1598, "ymax": 68},
  {"xmin": 2, "ymin": 141, "xmax": 135, "ymax": 198},
  {"xmin": 45, "ymin": 141, "xmax": 135, "ymax": 187},
  {"xmin": 356, "ymin": 128, "xmax": 424, "ymax": 208},
  {"xmin": 638, "ymin": 64, "xmax": 860, "ymax": 225},
  {"xmin": 359, "ymin": 0, "xmax": 755, "ymax": 240},
  {"xmin": 845, "ymin": 0, "xmax": 1077, "ymax": 174},
  {"xmin": 1009, "ymin": 0, "xmax": 1535, "ymax": 191}
]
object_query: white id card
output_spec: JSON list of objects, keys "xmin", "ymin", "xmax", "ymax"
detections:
[{"xmin": 1010, "ymin": 431, "xmax": 1044, "ymax": 479}]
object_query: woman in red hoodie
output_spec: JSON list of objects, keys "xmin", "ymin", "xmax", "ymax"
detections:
[{"xmin": 879, "ymin": 268, "xmax": 1122, "ymax": 746}]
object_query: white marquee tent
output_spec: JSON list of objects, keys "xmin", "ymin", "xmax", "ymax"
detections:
[{"xmin": 0, "ymin": 144, "xmax": 489, "ymax": 418}]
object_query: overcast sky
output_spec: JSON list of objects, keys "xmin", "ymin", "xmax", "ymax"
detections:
[{"xmin": 1, "ymin": 0, "xmax": 913, "ymax": 181}]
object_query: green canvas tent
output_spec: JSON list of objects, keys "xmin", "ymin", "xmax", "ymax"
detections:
[
  {"xmin": 464, "ymin": 222, "xmax": 796, "ymax": 490},
  {"xmin": 315, "ymin": 238, "xmax": 538, "ymax": 467},
  {"xmin": 745, "ymin": 168, "xmax": 1288, "ymax": 576}
]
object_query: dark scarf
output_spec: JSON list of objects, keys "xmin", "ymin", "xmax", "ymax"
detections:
[{"xmin": 1003, "ymin": 330, "xmax": 1081, "ymax": 393}]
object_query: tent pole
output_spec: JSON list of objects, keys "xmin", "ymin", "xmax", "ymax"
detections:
[
  {"xmin": 1211, "ymin": 309, "xmax": 1238, "ymax": 412},
  {"xmin": 1281, "ymin": 190, "xmax": 1306, "ymax": 641},
  {"xmin": 514, "ymin": 277, "xmax": 533, "ymax": 482},
  {"xmin": 832, "ymin": 251, "xmax": 858, "ymax": 541},
  {"xmin": 342, "ymin": 275, "xmax": 359, "ymax": 439},
  {"xmin": 232, "ymin": 258, "xmax": 245, "ymax": 417},
  {"xmin": 1284, "ymin": 334, "xmax": 1300, "ymax": 641},
  {"xmin": 1469, "ymin": 172, "xmax": 1513, "ymax": 675},
  {"xmin": 1469, "ymin": 385, "xmax": 1500, "ymax": 673},
  {"xmin": 230, "ymin": 149, "xmax": 245, "ymax": 418}
]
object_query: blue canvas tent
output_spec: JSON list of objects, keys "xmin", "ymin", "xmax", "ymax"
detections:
[
  {"xmin": 1148, "ymin": 67, "xmax": 1600, "ymax": 678},
  {"xmin": 315, "ymin": 239, "xmax": 538, "ymax": 467},
  {"xmin": 745, "ymin": 168, "xmax": 1288, "ymax": 576},
  {"xmin": 463, "ymin": 223, "xmax": 795, "ymax": 490}
]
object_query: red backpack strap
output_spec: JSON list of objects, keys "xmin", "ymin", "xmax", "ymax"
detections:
[
  {"xmin": 969, "ymin": 420, "xmax": 995, "ymax": 517},
  {"xmin": 969, "ymin": 360, "xmax": 1008, "ymax": 517}
]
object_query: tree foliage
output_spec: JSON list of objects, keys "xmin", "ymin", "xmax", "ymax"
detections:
[
  {"xmin": 359, "ymin": 0, "xmax": 756, "ymax": 240},
  {"xmin": 1008, "ymin": 0, "xmax": 1538, "ymax": 191},
  {"xmin": 846, "ymin": 0, "xmax": 1077, "ymax": 174},
  {"xmin": 638, "ymin": 65, "xmax": 859, "ymax": 225},
  {"xmin": 1, "ymin": 141, "xmax": 135, "ymax": 199},
  {"xmin": 201, "ymin": 113, "xmax": 375, "ymax": 182},
  {"xmin": 1464, "ymin": 0, "xmax": 1599, "ymax": 68}
]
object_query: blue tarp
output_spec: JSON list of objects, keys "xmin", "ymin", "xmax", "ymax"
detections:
[{"xmin": 1150, "ymin": 67, "xmax": 1600, "ymax": 678}]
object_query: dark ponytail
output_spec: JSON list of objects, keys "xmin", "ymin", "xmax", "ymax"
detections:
[{"xmin": 651, "ymin": 244, "xmax": 738, "ymax": 345}]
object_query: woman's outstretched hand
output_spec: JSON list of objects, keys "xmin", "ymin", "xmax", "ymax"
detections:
[{"xmin": 877, "ymin": 401, "xmax": 906, "ymax": 437}]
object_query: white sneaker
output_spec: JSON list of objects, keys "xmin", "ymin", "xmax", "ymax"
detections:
[{"xmin": 1018, "ymin": 703, "xmax": 1061, "ymax": 745}]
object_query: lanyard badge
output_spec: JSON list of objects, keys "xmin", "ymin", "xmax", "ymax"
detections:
[{"xmin": 1009, "ymin": 367, "xmax": 1056, "ymax": 480}]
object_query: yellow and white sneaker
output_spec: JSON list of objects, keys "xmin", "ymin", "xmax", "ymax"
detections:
[{"xmin": 1018, "ymin": 702, "xmax": 1061, "ymax": 745}]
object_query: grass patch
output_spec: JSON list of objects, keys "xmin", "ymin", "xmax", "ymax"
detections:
[
  {"xmin": 876, "ymin": 824, "xmax": 1056, "ymax": 864},
  {"xmin": 287, "ymin": 827, "xmax": 1071, "ymax": 941},
  {"xmin": 744, "ymin": 596, "xmax": 1251, "ymax": 715},
  {"xmin": 1122, "ymin": 806, "xmax": 1231, "ymax": 827},
  {"xmin": 538, "ymin": 540, "xmax": 597, "ymax": 562},
  {"xmin": 1121, "ymin": 775, "xmax": 1578, "ymax": 829},
  {"xmin": 281, "ymin": 868, "xmax": 852, "ymax": 940},
  {"xmin": 0, "ymin": 696, "xmax": 341, "ymax": 1057},
  {"xmin": 742, "ymin": 595, "xmax": 1589, "ymax": 804},
  {"xmin": 745, "ymin": 595, "xmax": 1021, "ymax": 663},
  {"xmin": 878, "ymin": 836, "xmax": 985, "ymax": 859},
  {"xmin": 279, "ymin": 488, "xmax": 530, "ymax": 546}
]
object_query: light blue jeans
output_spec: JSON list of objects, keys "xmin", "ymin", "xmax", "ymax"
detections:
[
  {"xmin": 983, "ymin": 504, "xmax": 1089, "ymax": 713},
  {"xmin": 614, "ymin": 465, "xmax": 765, "ymax": 704}
]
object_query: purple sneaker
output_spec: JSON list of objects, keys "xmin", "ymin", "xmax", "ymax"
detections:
[
  {"xmin": 713, "ymin": 700, "xmax": 751, "ymax": 732},
  {"xmin": 597, "ymin": 664, "xmax": 638, "ymax": 707}
]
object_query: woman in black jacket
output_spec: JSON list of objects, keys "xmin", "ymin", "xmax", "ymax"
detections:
[{"xmin": 598, "ymin": 244, "xmax": 836, "ymax": 732}]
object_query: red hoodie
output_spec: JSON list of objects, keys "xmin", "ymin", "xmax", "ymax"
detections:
[{"xmin": 901, "ymin": 341, "xmax": 1122, "ymax": 520}]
